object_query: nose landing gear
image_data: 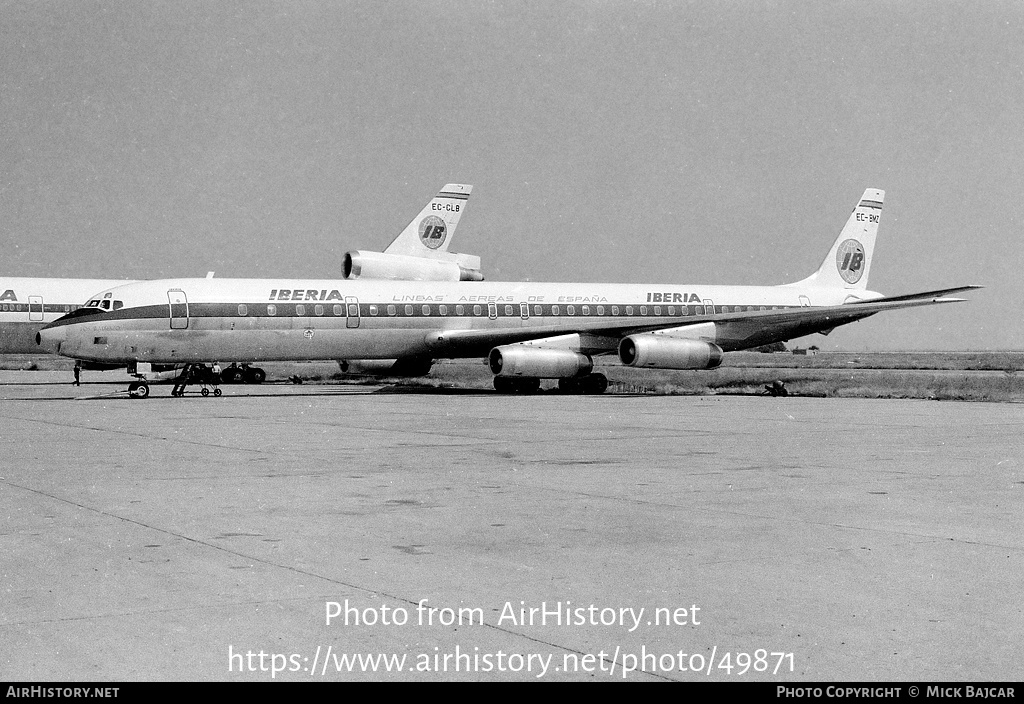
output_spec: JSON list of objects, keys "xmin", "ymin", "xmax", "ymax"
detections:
[{"xmin": 127, "ymin": 381, "xmax": 150, "ymax": 399}]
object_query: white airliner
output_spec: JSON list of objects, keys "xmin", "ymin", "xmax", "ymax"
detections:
[
  {"xmin": 4, "ymin": 183, "xmax": 477, "ymax": 380},
  {"xmin": 37, "ymin": 188, "xmax": 980, "ymax": 398}
]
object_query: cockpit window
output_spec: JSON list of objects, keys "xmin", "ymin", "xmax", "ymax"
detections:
[
  {"xmin": 86, "ymin": 299, "xmax": 101, "ymax": 307},
  {"xmin": 113, "ymin": 301, "xmax": 123, "ymax": 310},
  {"xmin": 100, "ymin": 300, "xmax": 111, "ymax": 310}
]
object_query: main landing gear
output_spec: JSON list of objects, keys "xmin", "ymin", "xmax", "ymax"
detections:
[
  {"xmin": 492, "ymin": 372, "xmax": 608, "ymax": 395},
  {"xmin": 219, "ymin": 363, "xmax": 266, "ymax": 384},
  {"xmin": 558, "ymin": 372, "xmax": 608, "ymax": 394}
]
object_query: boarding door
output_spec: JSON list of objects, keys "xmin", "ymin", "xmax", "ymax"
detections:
[
  {"xmin": 799, "ymin": 296, "xmax": 811, "ymax": 307},
  {"xmin": 345, "ymin": 296, "xmax": 360, "ymax": 328},
  {"xmin": 168, "ymin": 289, "xmax": 189, "ymax": 329},
  {"xmin": 28, "ymin": 296, "xmax": 44, "ymax": 322}
]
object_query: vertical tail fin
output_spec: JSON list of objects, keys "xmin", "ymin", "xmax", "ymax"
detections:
[
  {"xmin": 791, "ymin": 188, "xmax": 883, "ymax": 290},
  {"xmin": 384, "ymin": 183, "xmax": 472, "ymax": 258}
]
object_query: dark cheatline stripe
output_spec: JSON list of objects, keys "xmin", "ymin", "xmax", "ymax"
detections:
[
  {"xmin": 438, "ymin": 191, "xmax": 470, "ymax": 200},
  {"xmin": 858, "ymin": 200, "xmax": 882, "ymax": 210},
  {"xmin": 43, "ymin": 300, "xmax": 798, "ymax": 328}
]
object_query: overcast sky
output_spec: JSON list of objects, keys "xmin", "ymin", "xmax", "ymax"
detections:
[{"xmin": 1, "ymin": 1, "xmax": 1020, "ymax": 350}]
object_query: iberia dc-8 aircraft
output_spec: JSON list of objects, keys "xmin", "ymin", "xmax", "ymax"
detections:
[{"xmin": 37, "ymin": 188, "xmax": 979, "ymax": 398}]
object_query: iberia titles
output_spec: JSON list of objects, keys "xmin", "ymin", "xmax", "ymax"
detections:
[
  {"xmin": 269, "ymin": 289, "xmax": 345, "ymax": 301},
  {"xmin": 646, "ymin": 292, "xmax": 703, "ymax": 303}
]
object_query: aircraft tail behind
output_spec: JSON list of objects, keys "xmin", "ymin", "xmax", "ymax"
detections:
[
  {"xmin": 384, "ymin": 184, "xmax": 473, "ymax": 259},
  {"xmin": 343, "ymin": 182, "xmax": 482, "ymax": 281},
  {"xmin": 790, "ymin": 188, "xmax": 883, "ymax": 290}
]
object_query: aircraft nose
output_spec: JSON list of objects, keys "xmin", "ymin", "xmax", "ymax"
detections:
[{"xmin": 36, "ymin": 326, "xmax": 66, "ymax": 355}]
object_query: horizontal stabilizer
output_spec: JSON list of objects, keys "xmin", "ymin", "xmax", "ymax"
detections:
[{"xmin": 849, "ymin": 285, "xmax": 983, "ymax": 304}]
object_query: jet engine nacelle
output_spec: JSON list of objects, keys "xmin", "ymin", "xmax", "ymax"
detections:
[
  {"xmin": 488, "ymin": 345, "xmax": 593, "ymax": 378},
  {"xmin": 618, "ymin": 335, "xmax": 724, "ymax": 370},
  {"xmin": 338, "ymin": 357, "xmax": 434, "ymax": 377},
  {"xmin": 343, "ymin": 251, "xmax": 483, "ymax": 282}
]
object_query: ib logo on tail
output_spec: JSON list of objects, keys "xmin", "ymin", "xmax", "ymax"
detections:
[
  {"xmin": 836, "ymin": 239, "xmax": 866, "ymax": 284},
  {"xmin": 418, "ymin": 215, "xmax": 447, "ymax": 250}
]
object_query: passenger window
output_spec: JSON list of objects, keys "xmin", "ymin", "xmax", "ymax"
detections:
[
  {"xmin": 597, "ymin": 305, "xmax": 604, "ymax": 315},
  {"xmin": 387, "ymin": 305, "xmax": 396, "ymax": 316},
  {"xmin": 335, "ymin": 304, "xmax": 345, "ymax": 316},
  {"xmin": 612, "ymin": 306, "xmax": 619, "ymax": 315},
  {"xmin": 405, "ymin": 305, "xmax": 414, "ymax": 316},
  {"xmin": 582, "ymin": 305, "xmax": 590, "ymax": 315},
  {"xmin": 640, "ymin": 306, "xmax": 648, "ymax": 315},
  {"xmin": 473, "ymin": 305, "xmax": 482, "ymax": 316},
  {"xmin": 567, "ymin": 305, "xmax": 575, "ymax": 315},
  {"xmin": 296, "ymin": 304, "xmax": 305, "ymax": 316},
  {"xmin": 667, "ymin": 306, "xmax": 675, "ymax": 315},
  {"xmin": 552, "ymin": 305, "xmax": 559, "ymax": 316},
  {"xmin": 456, "ymin": 305, "xmax": 464, "ymax": 315},
  {"xmin": 316, "ymin": 304, "xmax": 325, "ymax": 316},
  {"xmin": 268, "ymin": 304, "xmax": 277, "ymax": 316},
  {"xmin": 626, "ymin": 306, "xmax": 633, "ymax": 315},
  {"xmin": 422, "ymin": 305, "xmax": 431, "ymax": 316},
  {"xmin": 439, "ymin": 305, "xmax": 447, "ymax": 316},
  {"xmin": 504, "ymin": 304, "xmax": 513, "ymax": 316},
  {"xmin": 534, "ymin": 305, "xmax": 542, "ymax": 316},
  {"xmin": 238, "ymin": 304, "xmax": 248, "ymax": 316}
]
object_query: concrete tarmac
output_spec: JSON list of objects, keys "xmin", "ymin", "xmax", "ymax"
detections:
[{"xmin": 1, "ymin": 372, "xmax": 1022, "ymax": 681}]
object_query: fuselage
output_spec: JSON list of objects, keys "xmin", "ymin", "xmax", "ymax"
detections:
[
  {"xmin": 0, "ymin": 278, "xmax": 135, "ymax": 353},
  {"xmin": 39, "ymin": 277, "xmax": 881, "ymax": 364}
]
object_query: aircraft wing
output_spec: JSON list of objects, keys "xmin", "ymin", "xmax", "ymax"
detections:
[{"xmin": 424, "ymin": 286, "xmax": 981, "ymax": 356}]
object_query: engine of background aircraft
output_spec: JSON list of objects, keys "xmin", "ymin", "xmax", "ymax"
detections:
[
  {"xmin": 488, "ymin": 346, "xmax": 594, "ymax": 379},
  {"xmin": 343, "ymin": 251, "xmax": 483, "ymax": 282},
  {"xmin": 618, "ymin": 335, "xmax": 724, "ymax": 370}
]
